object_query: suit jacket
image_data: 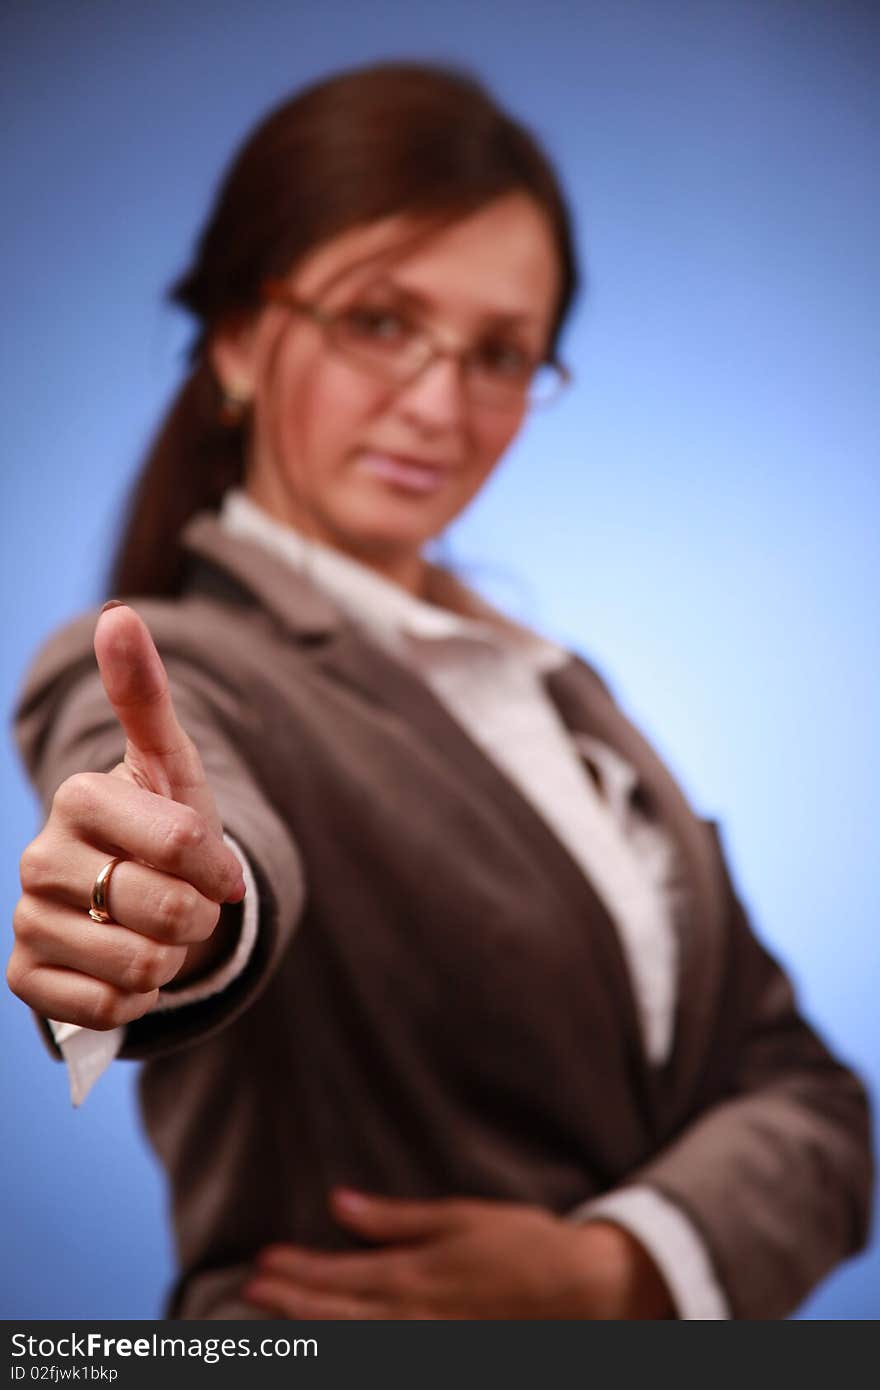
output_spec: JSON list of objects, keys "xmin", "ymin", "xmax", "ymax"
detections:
[{"xmin": 14, "ymin": 512, "xmax": 873, "ymax": 1319}]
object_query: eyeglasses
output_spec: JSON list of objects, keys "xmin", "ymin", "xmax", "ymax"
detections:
[{"xmin": 261, "ymin": 279, "xmax": 571, "ymax": 410}]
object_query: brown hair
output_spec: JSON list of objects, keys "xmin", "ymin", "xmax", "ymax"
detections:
[{"xmin": 108, "ymin": 60, "xmax": 580, "ymax": 598}]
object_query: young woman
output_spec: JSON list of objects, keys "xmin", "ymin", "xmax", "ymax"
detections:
[{"xmin": 8, "ymin": 61, "xmax": 872, "ymax": 1320}]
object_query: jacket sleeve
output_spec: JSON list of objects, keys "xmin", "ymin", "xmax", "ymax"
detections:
[
  {"xmin": 14, "ymin": 620, "xmax": 306, "ymax": 1060},
  {"xmin": 624, "ymin": 822, "xmax": 874, "ymax": 1319}
]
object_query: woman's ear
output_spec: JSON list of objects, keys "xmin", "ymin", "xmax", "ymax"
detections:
[{"xmin": 207, "ymin": 313, "xmax": 259, "ymax": 405}]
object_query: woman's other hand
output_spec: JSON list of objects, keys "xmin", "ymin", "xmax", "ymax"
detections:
[
  {"xmin": 7, "ymin": 603, "xmax": 246, "ymax": 1030},
  {"xmin": 242, "ymin": 1189, "xmax": 675, "ymax": 1319}
]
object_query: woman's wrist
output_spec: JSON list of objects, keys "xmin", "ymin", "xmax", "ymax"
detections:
[{"xmin": 568, "ymin": 1219, "xmax": 676, "ymax": 1319}]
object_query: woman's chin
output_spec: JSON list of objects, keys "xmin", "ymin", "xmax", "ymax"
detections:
[{"xmin": 332, "ymin": 493, "xmax": 450, "ymax": 555}]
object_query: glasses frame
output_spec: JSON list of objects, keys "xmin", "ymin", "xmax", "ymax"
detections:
[{"xmin": 260, "ymin": 278, "xmax": 572, "ymax": 410}]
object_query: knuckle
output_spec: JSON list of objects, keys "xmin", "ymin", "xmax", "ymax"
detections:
[
  {"xmin": 176, "ymin": 883, "xmax": 200, "ymax": 920},
  {"xmin": 49, "ymin": 778, "xmax": 77, "ymax": 821},
  {"xmin": 155, "ymin": 884, "xmax": 198, "ymax": 940},
  {"xmin": 123, "ymin": 942, "xmax": 177, "ymax": 994},
  {"xmin": 19, "ymin": 839, "xmax": 51, "ymax": 893},
  {"xmin": 86, "ymin": 984, "xmax": 129, "ymax": 1032},
  {"xmin": 5, "ymin": 950, "xmax": 29, "ymax": 1001},
  {"xmin": 162, "ymin": 811, "xmax": 205, "ymax": 867},
  {"xmin": 12, "ymin": 896, "xmax": 39, "ymax": 946},
  {"xmin": 52, "ymin": 771, "xmax": 102, "ymax": 822}
]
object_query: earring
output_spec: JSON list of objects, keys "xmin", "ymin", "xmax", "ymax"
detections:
[{"xmin": 218, "ymin": 385, "xmax": 251, "ymax": 428}]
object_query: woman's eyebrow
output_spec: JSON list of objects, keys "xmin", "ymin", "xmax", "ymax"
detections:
[{"xmin": 362, "ymin": 275, "xmax": 541, "ymax": 327}]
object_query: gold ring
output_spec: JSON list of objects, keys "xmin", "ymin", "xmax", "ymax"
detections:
[{"xmin": 88, "ymin": 857, "xmax": 124, "ymax": 924}]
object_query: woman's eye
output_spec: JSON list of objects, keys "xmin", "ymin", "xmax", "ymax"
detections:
[
  {"xmin": 343, "ymin": 306, "xmax": 412, "ymax": 343},
  {"xmin": 475, "ymin": 341, "xmax": 533, "ymax": 378}
]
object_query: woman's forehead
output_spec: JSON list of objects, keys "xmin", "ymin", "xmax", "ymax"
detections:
[{"xmin": 292, "ymin": 194, "xmax": 559, "ymax": 326}]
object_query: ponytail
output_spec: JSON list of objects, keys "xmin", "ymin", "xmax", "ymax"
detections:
[{"xmin": 106, "ymin": 360, "xmax": 245, "ymax": 599}]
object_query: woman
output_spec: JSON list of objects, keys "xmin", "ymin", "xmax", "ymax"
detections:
[{"xmin": 8, "ymin": 61, "xmax": 872, "ymax": 1320}]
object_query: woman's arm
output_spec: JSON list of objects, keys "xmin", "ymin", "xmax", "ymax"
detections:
[
  {"xmin": 610, "ymin": 824, "xmax": 873, "ymax": 1320},
  {"xmin": 11, "ymin": 603, "xmax": 305, "ymax": 1063}
]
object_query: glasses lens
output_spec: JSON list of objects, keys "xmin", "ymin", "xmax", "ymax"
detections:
[
  {"xmin": 469, "ymin": 362, "xmax": 568, "ymax": 409},
  {"xmin": 325, "ymin": 306, "xmax": 570, "ymax": 411},
  {"xmin": 331, "ymin": 307, "xmax": 425, "ymax": 377}
]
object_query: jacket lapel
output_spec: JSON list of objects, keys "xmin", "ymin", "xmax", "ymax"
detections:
[{"xmin": 543, "ymin": 657, "xmax": 727, "ymax": 1123}]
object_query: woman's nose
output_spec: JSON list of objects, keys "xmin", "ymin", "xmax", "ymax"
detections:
[{"xmin": 393, "ymin": 353, "xmax": 468, "ymax": 433}]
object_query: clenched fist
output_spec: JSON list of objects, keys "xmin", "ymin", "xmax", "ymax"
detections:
[{"xmin": 7, "ymin": 602, "xmax": 246, "ymax": 1031}]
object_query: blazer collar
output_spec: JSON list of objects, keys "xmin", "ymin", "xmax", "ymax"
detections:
[
  {"xmin": 180, "ymin": 512, "xmax": 345, "ymax": 638},
  {"xmin": 181, "ymin": 510, "xmax": 565, "ymax": 672}
]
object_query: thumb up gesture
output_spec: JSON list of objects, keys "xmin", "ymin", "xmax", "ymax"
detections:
[{"xmin": 8, "ymin": 603, "xmax": 246, "ymax": 1031}]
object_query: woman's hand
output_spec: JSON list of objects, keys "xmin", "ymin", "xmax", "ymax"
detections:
[
  {"xmin": 7, "ymin": 603, "xmax": 245, "ymax": 1030},
  {"xmin": 242, "ymin": 1189, "xmax": 675, "ymax": 1320}
]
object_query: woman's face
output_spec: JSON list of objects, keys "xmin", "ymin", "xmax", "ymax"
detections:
[{"xmin": 212, "ymin": 193, "xmax": 561, "ymax": 586}]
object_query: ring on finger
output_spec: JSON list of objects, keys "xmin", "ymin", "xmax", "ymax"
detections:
[{"xmin": 88, "ymin": 856, "xmax": 125, "ymax": 925}]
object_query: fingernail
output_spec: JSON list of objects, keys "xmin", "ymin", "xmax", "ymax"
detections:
[{"xmin": 100, "ymin": 599, "xmax": 125, "ymax": 613}]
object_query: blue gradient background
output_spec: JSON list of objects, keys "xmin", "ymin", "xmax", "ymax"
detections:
[{"xmin": 2, "ymin": 0, "xmax": 876, "ymax": 1319}]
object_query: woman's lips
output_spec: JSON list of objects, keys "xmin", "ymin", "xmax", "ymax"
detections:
[{"xmin": 356, "ymin": 451, "xmax": 451, "ymax": 495}]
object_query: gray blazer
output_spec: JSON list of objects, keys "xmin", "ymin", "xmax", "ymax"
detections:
[{"xmin": 14, "ymin": 512, "xmax": 873, "ymax": 1319}]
